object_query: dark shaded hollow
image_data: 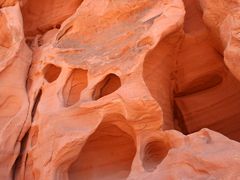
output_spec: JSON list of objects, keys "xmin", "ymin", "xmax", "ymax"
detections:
[
  {"xmin": 68, "ymin": 119, "xmax": 136, "ymax": 180},
  {"xmin": 141, "ymin": 0, "xmax": 240, "ymax": 143},
  {"xmin": 43, "ymin": 64, "xmax": 61, "ymax": 83},
  {"xmin": 92, "ymin": 74, "xmax": 121, "ymax": 100},
  {"xmin": 63, "ymin": 69, "xmax": 88, "ymax": 106},
  {"xmin": 142, "ymin": 139, "xmax": 171, "ymax": 172}
]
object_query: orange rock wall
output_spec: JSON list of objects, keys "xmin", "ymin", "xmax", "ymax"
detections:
[{"xmin": 0, "ymin": 0, "xmax": 240, "ymax": 180}]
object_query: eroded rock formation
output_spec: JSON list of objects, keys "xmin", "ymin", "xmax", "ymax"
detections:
[{"xmin": 0, "ymin": 0, "xmax": 240, "ymax": 180}]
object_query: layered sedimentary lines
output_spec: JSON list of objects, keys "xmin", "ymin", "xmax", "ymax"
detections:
[
  {"xmin": 174, "ymin": 0, "xmax": 240, "ymax": 142},
  {"xmin": 0, "ymin": 0, "xmax": 240, "ymax": 180}
]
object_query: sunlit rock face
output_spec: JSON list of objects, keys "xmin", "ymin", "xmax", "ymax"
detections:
[{"xmin": 0, "ymin": 0, "xmax": 240, "ymax": 180}]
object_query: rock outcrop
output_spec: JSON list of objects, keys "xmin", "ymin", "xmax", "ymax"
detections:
[{"xmin": 0, "ymin": 0, "xmax": 240, "ymax": 180}]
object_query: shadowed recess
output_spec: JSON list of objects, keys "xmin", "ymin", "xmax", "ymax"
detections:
[
  {"xmin": 43, "ymin": 64, "xmax": 61, "ymax": 83},
  {"xmin": 92, "ymin": 74, "xmax": 121, "ymax": 100},
  {"xmin": 174, "ymin": 74, "xmax": 223, "ymax": 97},
  {"xmin": 173, "ymin": 0, "xmax": 240, "ymax": 142},
  {"xmin": 21, "ymin": 0, "xmax": 84, "ymax": 37},
  {"xmin": 68, "ymin": 116, "xmax": 136, "ymax": 180},
  {"xmin": 63, "ymin": 69, "xmax": 88, "ymax": 106}
]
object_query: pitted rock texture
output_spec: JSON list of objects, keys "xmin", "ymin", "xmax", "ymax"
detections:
[{"xmin": 0, "ymin": 0, "xmax": 240, "ymax": 180}]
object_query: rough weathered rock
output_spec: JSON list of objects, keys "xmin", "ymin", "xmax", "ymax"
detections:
[
  {"xmin": 200, "ymin": 0, "xmax": 240, "ymax": 81},
  {"xmin": 0, "ymin": 3, "xmax": 32, "ymax": 180},
  {"xmin": 21, "ymin": 0, "xmax": 84, "ymax": 37},
  {"xmin": 0, "ymin": 0, "xmax": 240, "ymax": 180}
]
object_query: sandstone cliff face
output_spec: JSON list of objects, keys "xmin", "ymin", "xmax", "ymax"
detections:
[{"xmin": 0, "ymin": 0, "xmax": 240, "ymax": 180}]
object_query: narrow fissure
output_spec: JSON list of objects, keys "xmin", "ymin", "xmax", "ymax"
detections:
[
  {"xmin": 12, "ymin": 129, "xmax": 30, "ymax": 180},
  {"xmin": 31, "ymin": 89, "xmax": 42, "ymax": 120}
]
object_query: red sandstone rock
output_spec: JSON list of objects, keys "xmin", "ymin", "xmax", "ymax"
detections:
[{"xmin": 0, "ymin": 0, "xmax": 239, "ymax": 180}]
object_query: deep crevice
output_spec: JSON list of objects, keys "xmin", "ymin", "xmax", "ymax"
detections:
[
  {"xmin": 173, "ymin": 101, "xmax": 189, "ymax": 135},
  {"xmin": 57, "ymin": 26, "xmax": 73, "ymax": 41},
  {"xmin": 12, "ymin": 129, "xmax": 30, "ymax": 180},
  {"xmin": 31, "ymin": 89, "xmax": 42, "ymax": 121}
]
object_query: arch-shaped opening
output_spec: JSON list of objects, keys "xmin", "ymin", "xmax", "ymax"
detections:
[
  {"xmin": 43, "ymin": 64, "xmax": 61, "ymax": 83},
  {"xmin": 63, "ymin": 69, "xmax": 88, "ymax": 106},
  {"xmin": 142, "ymin": 139, "xmax": 171, "ymax": 172},
  {"xmin": 92, "ymin": 74, "xmax": 121, "ymax": 100},
  {"xmin": 68, "ymin": 116, "xmax": 136, "ymax": 180}
]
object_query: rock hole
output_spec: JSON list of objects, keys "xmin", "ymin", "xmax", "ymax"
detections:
[
  {"xmin": 56, "ymin": 24, "xmax": 61, "ymax": 29},
  {"xmin": 92, "ymin": 74, "xmax": 121, "ymax": 100},
  {"xmin": 63, "ymin": 69, "xmax": 88, "ymax": 106},
  {"xmin": 142, "ymin": 139, "xmax": 171, "ymax": 172},
  {"xmin": 43, "ymin": 64, "xmax": 61, "ymax": 83},
  {"xmin": 68, "ymin": 119, "xmax": 136, "ymax": 180}
]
